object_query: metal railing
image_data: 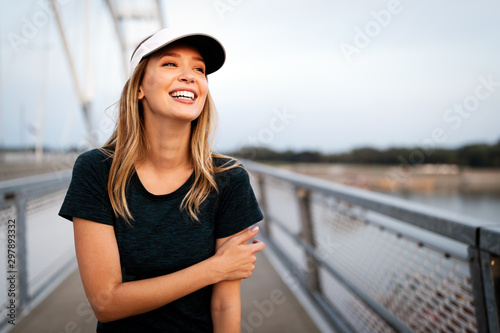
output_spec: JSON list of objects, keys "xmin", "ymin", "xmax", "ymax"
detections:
[
  {"xmin": 1, "ymin": 161, "xmax": 499, "ymax": 333},
  {"xmin": 245, "ymin": 161, "xmax": 500, "ymax": 333},
  {"xmin": 0, "ymin": 172, "xmax": 74, "ymax": 332}
]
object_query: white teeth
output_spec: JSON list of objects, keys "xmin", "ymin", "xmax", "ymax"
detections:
[{"xmin": 170, "ymin": 90, "xmax": 195, "ymax": 100}]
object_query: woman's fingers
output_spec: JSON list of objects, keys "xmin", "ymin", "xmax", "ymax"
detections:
[
  {"xmin": 248, "ymin": 239, "xmax": 265, "ymax": 253},
  {"xmin": 214, "ymin": 226, "xmax": 266, "ymax": 280},
  {"xmin": 231, "ymin": 225, "xmax": 260, "ymax": 245}
]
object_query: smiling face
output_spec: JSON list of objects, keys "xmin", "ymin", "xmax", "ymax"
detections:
[{"xmin": 138, "ymin": 42, "xmax": 208, "ymax": 123}]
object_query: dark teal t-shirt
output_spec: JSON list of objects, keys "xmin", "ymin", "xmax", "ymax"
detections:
[{"xmin": 58, "ymin": 149, "xmax": 263, "ymax": 333}]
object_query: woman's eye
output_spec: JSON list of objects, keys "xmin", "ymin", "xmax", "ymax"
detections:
[
  {"xmin": 162, "ymin": 62, "xmax": 176, "ymax": 67},
  {"xmin": 194, "ymin": 67, "xmax": 205, "ymax": 74}
]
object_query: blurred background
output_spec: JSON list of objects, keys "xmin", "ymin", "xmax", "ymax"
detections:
[
  {"xmin": 2, "ymin": 0, "xmax": 500, "ymax": 153},
  {"xmin": 1, "ymin": 1, "xmax": 500, "ymax": 332},
  {"xmin": 2, "ymin": 0, "xmax": 499, "ymax": 218}
]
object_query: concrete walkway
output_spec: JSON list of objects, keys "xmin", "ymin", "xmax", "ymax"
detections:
[{"xmin": 8, "ymin": 251, "xmax": 321, "ymax": 333}]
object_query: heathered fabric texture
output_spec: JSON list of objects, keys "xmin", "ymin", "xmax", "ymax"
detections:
[{"xmin": 59, "ymin": 149, "xmax": 263, "ymax": 333}]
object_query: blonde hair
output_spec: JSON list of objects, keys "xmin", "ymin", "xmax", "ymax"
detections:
[{"xmin": 101, "ymin": 37, "xmax": 240, "ymax": 224}]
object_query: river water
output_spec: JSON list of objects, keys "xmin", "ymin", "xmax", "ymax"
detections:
[
  {"xmin": 278, "ymin": 163, "xmax": 500, "ymax": 223},
  {"xmin": 375, "ymin": 190, "xmax": 500, "ymax": 223}
]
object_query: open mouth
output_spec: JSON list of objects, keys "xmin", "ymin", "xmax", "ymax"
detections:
[{"xmin": 169, "ymin": 90, "xmax": 196, "ymax": 101}]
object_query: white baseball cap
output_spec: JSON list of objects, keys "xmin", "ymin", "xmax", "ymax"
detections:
[{"xmin": 129, "ymin": 28, "xmax": 226, "ymax": 77}]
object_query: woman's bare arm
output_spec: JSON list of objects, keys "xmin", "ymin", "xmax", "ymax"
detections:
[
  {"xmin": 212, "ymin": 229, "xmax": 257, "ymax": 332},
  {"xmin": 73, "ymin": 218, "xmax": 264, "ymax": 323}
]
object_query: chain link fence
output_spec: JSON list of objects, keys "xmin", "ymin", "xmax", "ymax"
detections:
[
  {"xmin": 246, "ymin": 161, "xmax": 500, "ymax": 333},
  {"xmin": 0, "ymin": 172, "xmax": 72, "ymax": 331}
]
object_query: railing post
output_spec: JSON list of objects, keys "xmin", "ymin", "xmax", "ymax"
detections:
[
  {"xmin": 468, "ymin": 247, "xmax": 500, "ymax": 333},
  {"xmin": 296, "ymin": 187, "xmax": 321, "ymax": 293},
  {"xmin": 257, "ymin": 174, "xmax": 271, "ymax": 237},
  {"xmin": 15, "ymin": 195, "xmax": 29, "ymax": 313},
  {"xmin": 468, "ymin": 247, "xmax": 490, "ymax": 333},
  {"xmin": 480, "ymin": 251, "xmax": 500, "ymax": 332}
]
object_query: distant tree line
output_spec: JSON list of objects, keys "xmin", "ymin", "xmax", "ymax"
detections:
[
  {"xmin": 228, "ymin": 140, "xmax": 500, "ymax": 168},
  {"xmin": 3, "ymin": 140, "xmax": 499, "ymax": 168}
]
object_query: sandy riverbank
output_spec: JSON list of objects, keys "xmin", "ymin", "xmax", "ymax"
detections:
[
  {"xmin": 2, "ymin": 153, "xmax": 499, "ymax": 194},
  {"xmin": 277, "ymin": 163, "xmax": 500, "ymax": 194}
]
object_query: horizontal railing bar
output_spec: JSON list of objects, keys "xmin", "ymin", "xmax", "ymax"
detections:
[
  {"xmin": 245, "ymin": 160, "xmax": 500, "ymax": 246},
  {"xmin": 365, "ymin": 211, "xmax": 469, "ymax": 260},
  {"xmin": 0, "ymin": 171, "xmax": 71, "ymax": 202},
  {"xmin": 266, "ymin": 213, "xmax": 414, "ymax": 333},
  {"xmin": 301, "ymin": 189, "xmax": 467, "ymax": 259}
]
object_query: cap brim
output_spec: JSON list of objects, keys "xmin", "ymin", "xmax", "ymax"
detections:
[
  {"xmin": 132, "ymin": 31, "xmax": 226, "ymax": 76},
  {"xmin": 172, "ymin": 35, "xmax": 225, "ymax": 75}
]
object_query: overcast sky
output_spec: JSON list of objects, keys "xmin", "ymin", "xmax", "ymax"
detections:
[{"xmin": 1, "ymin": 0, "xmax": 499, "ymax": 154}]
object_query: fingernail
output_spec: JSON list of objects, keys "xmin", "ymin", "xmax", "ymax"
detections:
[{"xmin": 251, "ymin": 226, "xmax": 259, "ymax": 232}]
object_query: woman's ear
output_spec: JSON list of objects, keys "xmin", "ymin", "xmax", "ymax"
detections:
[{"xmin": 138, "ymin": 86, "xmax": 144, "ymax": 100}]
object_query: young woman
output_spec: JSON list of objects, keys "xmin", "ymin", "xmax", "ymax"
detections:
[{"xmin": 59, "ymin": 28, "xmax": 265, "ymax": 333}]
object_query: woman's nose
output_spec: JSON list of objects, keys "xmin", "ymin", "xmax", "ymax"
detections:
[{"xmin": 178, "ymin": 67, "xmax": 195, "ymax": 83}]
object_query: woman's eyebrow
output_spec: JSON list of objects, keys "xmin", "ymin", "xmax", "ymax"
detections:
[
  {"xmin": 161, "ymin": 52, "xmax": 180, "ymax": 58},
  {"xmin": 160, "ymin": 52, "xmax": 205, "ymax": 63},
  {"xmin": 193, "ymin": 56, "xmax": 205, "ymax": 63}
]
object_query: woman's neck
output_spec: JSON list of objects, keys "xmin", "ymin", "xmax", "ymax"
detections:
[{"xmin": 140, "ymin": 116, "xmax": 193, "ymax": 172}]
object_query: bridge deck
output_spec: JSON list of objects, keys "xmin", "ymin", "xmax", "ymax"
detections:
[{"xmin": 7, "ymin": 251, "xmax": 322, "ymax": 333}]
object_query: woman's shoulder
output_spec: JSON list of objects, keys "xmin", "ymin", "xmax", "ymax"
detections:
[
  {"xmin": 213, "ymin": 154, "xmax": 238, "ymax": 167},
  {"xmin": 212, "ymin": 154, "xmax": 250, "ymax": 186},
  {"xmin": 212, "ymin": 154, "xmax": 244, "ymax": 174},
  {"xmin": 74, "ymin": 148, "xmax": 113, "ymax": 174}
]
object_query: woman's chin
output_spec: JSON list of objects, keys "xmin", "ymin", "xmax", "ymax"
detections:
[{"xmin": 148, "ymin": 109, "xmax": 202, "ymax": 123}]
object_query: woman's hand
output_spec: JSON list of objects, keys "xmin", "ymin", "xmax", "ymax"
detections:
[
  {"xmin": 74, "ymin": 219, "xmax": 264, "ymax": 322},
  {"xmin": 211, "ymin": 226, "xmax": 265, "ymax": 282}
]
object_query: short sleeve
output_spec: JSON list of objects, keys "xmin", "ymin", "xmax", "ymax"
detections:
[
  {"xmin": 214, "ymin": 165, "xmax": 264, "ymax": 239},
  {"xmin": 58, "ymin": 150, "xmax": 115, "ymax": 225}
]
